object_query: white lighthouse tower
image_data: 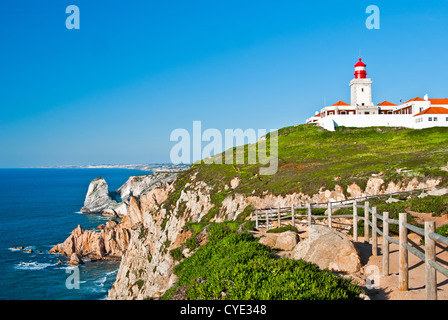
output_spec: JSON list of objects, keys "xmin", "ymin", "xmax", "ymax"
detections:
[{"xmin": 349, "ymin": 58, "xmax": 377, "ymax": 114}]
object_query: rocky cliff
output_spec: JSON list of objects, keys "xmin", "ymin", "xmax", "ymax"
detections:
[{"xmin": 106, "ymin": 171, "xmax": 446, "ymax": 300}]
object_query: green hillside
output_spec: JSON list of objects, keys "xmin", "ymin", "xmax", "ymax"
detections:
[
  {"xmin": 193, "ymin": 125, "xmax": 447, "ymax": 192},
  {"xmin": 165, "ymin": 125, "xmax": 448, "ymax": 221}
]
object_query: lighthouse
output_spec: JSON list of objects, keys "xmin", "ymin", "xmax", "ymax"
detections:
[
  {"xmin": 349, "ymin": 58, "xmax": 375, "ymax": 113},
  {"xmin": 354, "ymin": 58, "xmax": 367, "ymax": 79}
]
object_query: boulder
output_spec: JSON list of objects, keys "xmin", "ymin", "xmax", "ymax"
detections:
[
  {"xmin": 258, "ymin": 234, "xmax": 277, "ymax": 248},
  {"xmin": 275, "ymin": 231, "xmax": 299, "ymax": 251},
  {"xmin": 258, "ymin": 231, "xmax": 299, "ymax": 251},
  {"xmin": 292, "ymin": 225, "xmax": 361, "ymax": 273}
]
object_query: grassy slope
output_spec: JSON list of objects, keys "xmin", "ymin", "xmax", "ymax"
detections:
[{"xmin": 190, "ymin": 125, "xmax": 448, "ymax": 196}]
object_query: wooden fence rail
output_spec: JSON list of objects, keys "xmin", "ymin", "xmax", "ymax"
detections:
[{"xmin": 253, "ymin": 197, "xmax": 448, "ymax": 300}]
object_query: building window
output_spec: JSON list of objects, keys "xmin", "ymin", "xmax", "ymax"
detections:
[
  {"xmin": 341, "ymin": 111, "xmax": 346, "ymax": 115},
  {"xmin": 434, "ymin": 117, "xmax": 438, "ymax": 121},
  {"xmin": 429, "ymin": 117, "xmax": 433, "ymax": 121},
  {"xmin": 420, "ymin": 107, "xmax": 424, "ymax": 112},
  {"xmin": 446, "ymin": 117, "xmax": 448, "ymax": 121},
  {"xmin": 365, "ymin": 112, "xmax": 370, "ymax": 115},
  {"xmin": 362, "ymin": 88, "xmax": 364, "ymax": 92}
]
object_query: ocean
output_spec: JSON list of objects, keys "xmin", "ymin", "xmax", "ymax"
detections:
[{"xmin": 0, "ymin": 168, "xmax": 150, "ymax": 300}]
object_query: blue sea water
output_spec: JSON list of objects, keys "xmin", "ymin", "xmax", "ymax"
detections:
[{"xmin": 0, "ymin": 168, "xmax": 150, "ymax": 300}]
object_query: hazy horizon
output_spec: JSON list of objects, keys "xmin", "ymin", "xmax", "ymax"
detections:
[{"xmin": 1, "ymin": 0, "xmax": 447, "ymax": 167}]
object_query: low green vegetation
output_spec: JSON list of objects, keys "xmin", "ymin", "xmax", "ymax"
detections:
[
  {"xmin": 190, "ymin": 125, "xmax": 448, "ymax": 198},
  {"xmin": 435, "ymin": 224, "xmax": 448, "ymax": 238},
  {"xmin": 266, "ymin": 225, "xmax": 298, "ymax": 234},
  {"xmin": 161, "ymin": 222, "xmax": 363, "ymax": 300}
]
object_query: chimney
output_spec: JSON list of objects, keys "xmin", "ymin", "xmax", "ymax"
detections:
[{"xmin": 424, "ymin": 94, "xmax": 429, "ymax": 101}]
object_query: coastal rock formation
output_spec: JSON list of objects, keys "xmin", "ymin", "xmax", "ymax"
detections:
[
  {"xmin": 117, "ymin": 172, "xmax": 177, "ymax": 203},
  {"xmin": 49, "ymin": 221, "xmax": 131, "ymax": 261},
  {"xmin": 80, "ymin": 178, "xmax": 118, "ymax": 214},
  {"xmin": 51, "ymin": 172, "xmax": 178, "ymax": 264},
  {"xmin": 80, "ymin": 173, "xmax": 178, "ymax": 218},
  {"xmin": 292, "ymin": 225, "xmax": 361, "ymax": 273}
]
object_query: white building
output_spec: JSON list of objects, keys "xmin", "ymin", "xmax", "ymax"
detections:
[{"xmin": 306, "ymin": 58, "xmax": 448, "ymax": 131}]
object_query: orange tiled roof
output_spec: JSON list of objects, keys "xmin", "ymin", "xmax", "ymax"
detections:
[
  {"xmin": 332, "ymin": 101, "xmax": 351, "ymax": 106},
  {"xmin": 414, "ymin": 106, "xmax": 448, "ymax": 117},
  {"xmin": 378, "ymin": 101, "xmax": 397, "ymax": 107},
  {"xmin": 429, "ymin": 99, "xmax": 448, "ymax": 105},
  {"xmin": 403, "ymin": 97, "xmax": 425, "ymax": 104}
]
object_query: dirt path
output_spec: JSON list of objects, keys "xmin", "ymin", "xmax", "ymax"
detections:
[
  {"xmin": 351, "ymin": 209, "xmax": 448, "ymax": 300},
  {"xmin": 352, "ymin": 235, "xmax": 448, "ymax": 300}
]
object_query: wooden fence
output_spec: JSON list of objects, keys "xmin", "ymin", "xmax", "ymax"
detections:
[{"xmin": 253, "ymin": 197, "xmax": 448, "ymax": 300}]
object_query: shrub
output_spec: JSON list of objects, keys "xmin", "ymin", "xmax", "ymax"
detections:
[
  {"xmin": 161, "ymin": 225, "xmax": 363, "ymax": 300},
  {"xmin": 170, "ymin": 247, "xmax": 184, "ymax": 261},
  {"xmin": 408, "ymin": 196, "xmax": 448, "ymax": 216},
  {"xmin": 267, "ymin": 225, "xmax": 298, "ymax": 234},
  {"xmin": 436, "ymin": 224, "xmax": 448, "ymax": 238}
]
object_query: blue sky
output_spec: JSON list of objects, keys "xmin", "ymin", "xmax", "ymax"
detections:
[{"xmin": 1, "ymin": 0, "xmax": 447, "ymax": 167}]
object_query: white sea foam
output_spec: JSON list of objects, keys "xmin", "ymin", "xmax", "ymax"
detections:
[{"xmin": 14, "ymin": 262, "xmax": 54, "ymax": 271}]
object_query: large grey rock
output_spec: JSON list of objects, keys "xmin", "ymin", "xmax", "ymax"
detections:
[
  {"xmin": 292, "ymin": 225, "xmax": 361, "ymax": 273},
  {"xmin": 258, "ymin": 231, "xmax": 299, "ymax": 251},
  {"xmin": 117, "ymin": 172, "xmax": 177, "ymax": 203},
  {"xmin": 80, "ymin": 173, "xmax": 177, "ymax": 216},
  {"xmin": 80, "ymin": 178, "xmax": 118, "ymax": 214}
]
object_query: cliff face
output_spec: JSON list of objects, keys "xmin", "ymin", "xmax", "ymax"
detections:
[
  {"xmin": 108, "ymin": 177, "xmax": 211, "ymax": 299},
  {"xmin": 107, "ymin": 172, "xmax": 445, "ymax": 300}
]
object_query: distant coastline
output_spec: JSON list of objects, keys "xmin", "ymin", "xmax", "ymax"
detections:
[{"xmin": 32, "ymin": 163, "xmax": 190, "ymax": 172}]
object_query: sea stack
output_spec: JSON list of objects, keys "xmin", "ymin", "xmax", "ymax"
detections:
[{"xmin": 80, "ymin": 177, "xmax": 118, "ymax": 214}]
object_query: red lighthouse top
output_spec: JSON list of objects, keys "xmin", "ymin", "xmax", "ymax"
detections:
[{"xmin": 354, "ymin": 58, "xmax": 367, "ymax": 79}]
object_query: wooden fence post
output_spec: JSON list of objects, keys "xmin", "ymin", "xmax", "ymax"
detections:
[
  {"xmin": 278, "ymin": 206, "xmax": 281, "ymax": 228},
  {"xmin": 372, "ymin": 206, "xmax": 378, "ymax": 256},
  {"xmin": 425, "ymin": 221, "xmax": 437, "ymax": 300},
  {"xmin": 382, "ymin": 212, "xmax": 390, "ymax": 277},
  {"xmin": 328, "ymin": 202, "xmax": 332, "ymax": 229},
  {"xmin": 399, "ymin": 212, "xmax": 409, "ymax": 291},
  {"xmin": 353, "ymin": 201, "xmax": 358, "ymax": 241},
  {"xmin": 291, "ymin": 205, "xmax": 295, "ymax": 227},
  {"xmin": 255, "ymin": 210, "xmax": 259, "ymax": 229},
  {"xmin": 266, "ymin": 210, "xmax": 270, "ymax": 231},
  {"xmin": 364, "ymin": 201, "xmax": 370, "ymax": 244},
  {"xmin": 307, "ymin": 203, "xmax": 312, "ymax": 227}
]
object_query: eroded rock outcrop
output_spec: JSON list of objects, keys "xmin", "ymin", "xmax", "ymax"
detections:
[
  {"xmin": 80, "ymin": 178, "xmax": 118, "ymax": 214},
  {"xmin": 49, "ymin": 220, "xmax": 131, "ymax": 261},
  {"xmin": 117, "ymin": 172, "xmax": 177, "ymax": 203}
]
